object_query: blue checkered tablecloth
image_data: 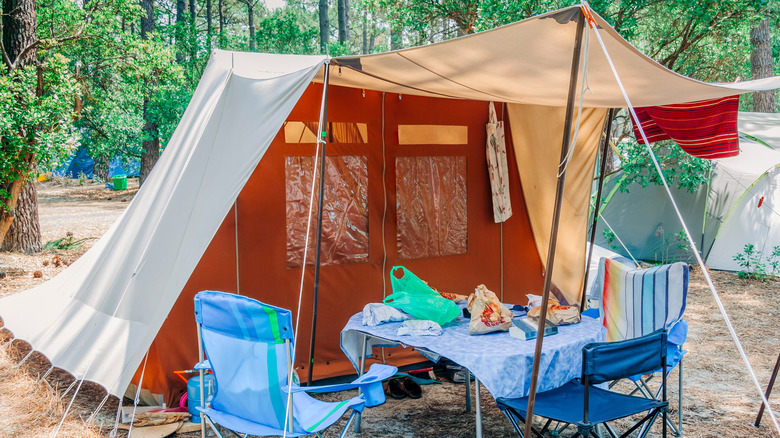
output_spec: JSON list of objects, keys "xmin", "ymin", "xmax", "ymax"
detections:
[{"xmin": 341, "ymin": 312, "xmax": 605, "ymax": 399}]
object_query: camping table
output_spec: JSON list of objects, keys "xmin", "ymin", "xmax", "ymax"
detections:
[{"xmin": 340, "ymin": 312, "xmax": 605, "ymax": 437}]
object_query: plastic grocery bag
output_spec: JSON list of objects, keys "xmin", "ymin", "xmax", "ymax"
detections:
[
  {"xmin": 383, "ymin": 266, "xmax": 461, "ymax": 326},
  {"xmin": 467, "ymin": 284, "xmax": 513, "ymax": 335}
]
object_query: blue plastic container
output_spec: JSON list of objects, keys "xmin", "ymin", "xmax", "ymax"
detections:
[{"xmin": 187, "ymin": 374, "xmax": 215, "ymax": 423}]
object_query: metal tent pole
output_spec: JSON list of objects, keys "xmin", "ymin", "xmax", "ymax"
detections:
[
  {"xmin": 756, "ymin": 351, "xmax": 780, "ymax": 427},
  {"xmin": 306, "ymin": 62, "xmax": 331, "ymax": 386},
  {"xmin": 580, "ymin": 107, "xmax": 616, "ymax": 311},
  {"xmin": 523, "ymin": 10, "xmax": 585, "ymax": 438}
]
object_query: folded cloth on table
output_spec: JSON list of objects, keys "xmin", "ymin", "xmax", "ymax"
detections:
[
  {"xmin": 397, "ymin": 320, "xmax": 443, "ymax": 336},
  {"xmin": 362, "ymin": 303, "xmax": 410, "ymax": 326}
]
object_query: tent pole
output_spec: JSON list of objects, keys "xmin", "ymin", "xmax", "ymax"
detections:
[
  {"xmin": 234, "ymin": 201, "xmax": 240, "ymax": 295},
  {"xmin": 580, "ymin": 107, "xmax": 616, "ymax": 310},
  {"xmin": 756, "ymin": 351, "xmax": 780, "ymax": 427},
  {"xmin": 306, "ymin": 61, "xmax": 331, "ymax": 386},
  {"xmin": 523, "ymin": 10, "xmax": 585, "ymax": 438}
]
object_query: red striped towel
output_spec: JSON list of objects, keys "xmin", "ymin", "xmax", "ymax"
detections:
[{"xmin": 631, "ymin": 95, "xmax": 740, "ymax": 159}]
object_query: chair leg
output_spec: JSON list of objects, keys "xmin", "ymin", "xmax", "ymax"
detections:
[
  {"xmin": 203, "ymin": 415, "xmax": 226, "ymax": 438},
  {"xmin": 339, "ymin": 410, "xmax": 358, "ymax": 438},
  {"xmin": 677, "ymin": 356, "xmax": 683, "ymax": 437},
  {"xmin": 501, "ymin": 410, "xmax": 525, "ymax": 437},
  {"xmin": 505, "ymin": 409, "xmax": 547, "ymax": 438},
  {"xmin": 636, "ymin": 369, "xmax": 683, "ymax": 437},
  {"xmin": 500, "ymin": 409, "xmax": 549, "ymax": 438},
  {"xmin": 540, "ymin": 418, "xmax": 553, "ymax": 434},
  {"xmin": 625, "ymin": 409, "xmax": 661, "ymax": 438},
  {"xmin": 549, "ymin": 421, "xmax": 571, "ymax": 437},
  {"xmin": 602, "ymin": 422, "xmax": 619, "ymax": 438}
]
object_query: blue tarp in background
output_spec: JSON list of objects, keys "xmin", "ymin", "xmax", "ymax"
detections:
[{"xmin": 52, "ymin": 147, "xmax": 140, "ymax": 179}]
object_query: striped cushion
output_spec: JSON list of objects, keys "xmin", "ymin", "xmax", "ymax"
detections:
[
  {"xmin": 632, "ymin": 95, "xmax": 740, "ymax": 159},
  {"xmin": 597, "ymin": 259, "xmax": 689, "ymax": 342}
]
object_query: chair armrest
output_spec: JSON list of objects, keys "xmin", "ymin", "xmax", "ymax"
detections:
[
  {"xmin": 283, "ymin": 363, "xmax": 397, "ymax": 408},
  {"xmin": 283, "ymin": 363, "xmax": 397, "ymax": 394},
  {"xmin": 668, "ymin": 320, "xmax": 688, "ymax": 346}
]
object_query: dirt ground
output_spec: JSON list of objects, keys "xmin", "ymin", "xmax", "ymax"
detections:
[{"xmin": 0, "ymin": 180, "xmax": 779, "ymax": 437}]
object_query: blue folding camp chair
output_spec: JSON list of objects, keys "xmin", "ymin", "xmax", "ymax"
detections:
[
  {"xmin": 589, "ymin": 258, "xmax": 689, "ymax": 436},
  {"xmin": 193, "ymin": 290, "xmax": 397, "ymax": 438},
  {"xmin": 496, "ymin": 329, "xmax": 668, "ymax": 438}
]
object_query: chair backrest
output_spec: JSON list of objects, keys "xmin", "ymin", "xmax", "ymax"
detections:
[
  {"xmin": 595, "ymin": 258, "xmax": 688, "ymax": 342},
  {"xmin": 194, "ymin": 290, "xmax": 295, "ymax": 429},
  {"xmin": 582, "ymin": 328, "xmax": 667, "ymax": 385}
]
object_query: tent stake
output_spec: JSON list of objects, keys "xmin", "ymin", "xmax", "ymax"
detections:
[
  {"xmin": 523, "ymin": 10, "xmax": 585, "ymax": 438},
  {"xmin": 306, "ymin": 62, "xmax": 331, "ymax": 386},
  {"xmin": 580, "ymin": 107, "xmax": 616, "ymax": 310}
]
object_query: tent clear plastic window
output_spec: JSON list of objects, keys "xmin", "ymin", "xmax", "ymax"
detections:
[
  {"xmin": 286, "ymin": 155, "xmax": 369, "ymax": 267},
  {"xmin": 284, "ymin": 122, "xmax": 368, "ymax": 144},
  {"xmin": 396, "ymin": 156, "xmax": 468, "ymax": 259}
]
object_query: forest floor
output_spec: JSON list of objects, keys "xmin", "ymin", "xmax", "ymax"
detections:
[{"xmin": 0, "ymin": 180, "xmax": 778, "ymax": 437}]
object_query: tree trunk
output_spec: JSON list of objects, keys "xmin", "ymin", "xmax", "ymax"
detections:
[
  {"xmin": 176, "ymin": 0, "xmax": 185, "ymax": 62},
  {"xmin": 337, "ymin": 0, "xmax": 348, "ymax": 45},
  {"xmin": 218, "ymin": 0, "xmax": 224, "ymax": 48},
  {"xmin": 139, "ymin": 0, "xmax": 160, "ymax": 187},
  {"xmin": 319, "ymin": 0, "xmax": 329, "ymax": 53},
  {"xmin": 1, "ymin": 0, "xmax": 41, "ymax": 252},
  {"xmin": 369, "ymin": 15, "xmax": 376, "ymax": 53},
  {"xmin": 93, "ymin": 156, "xmax": 109, "ymax": 182},
  {"xmin": 189, "ymin": 0, "xmax": 197, "ymax": 59},
  {"xmin": 751, "ymin": 18, "xmax": 776, "ymax": 112},
  {"xmin": 390, "ymin": 27, "xmax": 401, "ymax": 50},
  {"xmin": 206, "ymin": 0, "xmax": 212, "ymax": 49},
  {"xmin": 247, "ymin": 2, "xmax": 255, "ymax": 51},
  {"xmin": 0, "ymin": 157, "xmax": 31, "ymax": 246},
  {"xmin": 139, "ymin": 101, "xmax": 160, "ymax": 186},
  {"xmin": 361, "ymin": 9, "xmax": 367, "ymax": 54},
  {"xmin": 2, "ymin": 174, "xmax": 41, "ymax": 253},
  {"xmin": 141, "ymin": 0, "xmax": 154, "ymax": 38},
  {"xmin": 2, "ymin": 0, "xmax": 37, "ymax": 68}
]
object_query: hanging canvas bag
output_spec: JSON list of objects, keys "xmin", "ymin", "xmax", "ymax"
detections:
[{"xmin": 486, "ymin": 101, "xmax": 513, "ymax": 223}]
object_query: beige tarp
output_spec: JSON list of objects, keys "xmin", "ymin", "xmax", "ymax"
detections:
[
  {"xmin": 328, "ymin": 7, "xmax": 780, "ymax": 107},
  {"xmin": 507, "ymin": 105, "xmax": 607, "ymax": 304}
]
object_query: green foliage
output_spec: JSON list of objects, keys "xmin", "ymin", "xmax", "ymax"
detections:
[
  {"xmin": 43, "ymin": 235, "xmax": 91, "ymax": 250},
  {"xmin": 733, "ymin": 243, "xmax": 771, "ymax": 281},
  {"xmin": 0, "ymin": 54, "xmax": 81, "ymax": 208},
  {"xmin": 769, "ymin": 246, "xmax": 780, "ymax": 276},
  {"xmin": 655, "ymin": 227, "xmax": 691, "ymax": 265},
  {"xmin": 615, "ymin": 138, "xmax": 711, "ymax": 194},
  {"xmin": 255, "ymin": 8, "xmax": 319, "ymax": 54},
  {"xmin": 43, "ymin": 0, "xmax": 188, "ymax": 176},
  {"xmin": 602, "ymin": 228, "xmax": 617, "ymax": 251}
]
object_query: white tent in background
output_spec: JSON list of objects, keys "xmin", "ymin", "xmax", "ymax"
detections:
[
  {"xmin": 596, "ymin": 112, "xmax": 780, "ymax": 272},
  {"xmin": 704, "ymin": 113, "xmax": 780, "ymax": 271},
  {"xmin": 2, "ymin": 5, "xmax": 780, "ymax": 405}
]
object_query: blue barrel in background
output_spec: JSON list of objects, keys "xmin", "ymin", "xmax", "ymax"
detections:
[{"xmin": 187, "ymin": 374, "xmax": 216, "ymax": 423}]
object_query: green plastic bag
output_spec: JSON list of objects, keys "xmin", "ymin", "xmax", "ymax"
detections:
[{"xmin": 383, "ymin": 266, "xmax": 461, "ymax": 326}]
